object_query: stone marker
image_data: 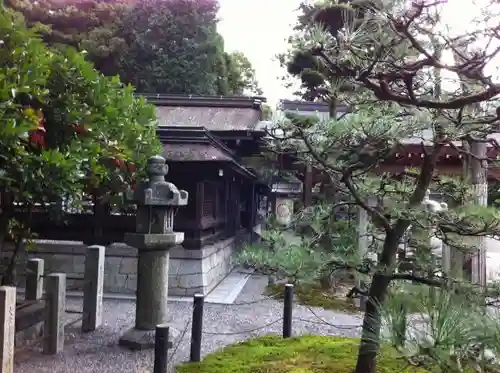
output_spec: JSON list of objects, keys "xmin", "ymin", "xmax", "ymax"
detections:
[
  {"xmin": 82, "ymin": 245, "xmax": 105, "ymax": 333},
  {"xmin": 43, "ymin": 273, "xmax": 66, "ymax": 355},
  {"xmin": 25, "ymin": 258, "xmax": 44, "ymax": 301},
  {"xmin": 422, "ymin": 191, "xmax": 451, "ymax": 276},
  {"xmin": 119, "ymin": 155, "xmax": 188, "ymax": 350},
  {"xmin": 0, "ymin": 286, "xmax": 16, "ymax": 373}
]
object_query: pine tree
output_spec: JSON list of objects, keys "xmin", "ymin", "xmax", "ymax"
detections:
[{"xmin": 240, "ymin": 1, "xmax": 500, "ymax": 372}]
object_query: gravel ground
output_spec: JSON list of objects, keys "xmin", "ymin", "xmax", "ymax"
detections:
[{"xmin": 14, "ymin": 275, "xmax": 362, "ymax": 373}]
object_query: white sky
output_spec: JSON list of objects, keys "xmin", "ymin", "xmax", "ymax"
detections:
[
  {"xmin": 217, "ymin": 0, "xmax": 500, "ymax": 107},
  {"xmin": 217, "ymin": 0, "xmax": 302, "ymax": 106}
]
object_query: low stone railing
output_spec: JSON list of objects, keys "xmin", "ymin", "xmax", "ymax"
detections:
[{"xmin": 1, "ymin": 246, "xmax": 105, "ymax": 372}]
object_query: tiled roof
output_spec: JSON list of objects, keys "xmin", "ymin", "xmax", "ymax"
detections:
[{"xmin": 156, "ymin": 106, "xmax": 261, "ymax": 131}]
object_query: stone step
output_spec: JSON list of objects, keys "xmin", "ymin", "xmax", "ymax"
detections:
[{"xmin": 205, "ymin": 267, "xmax": 254, "ymax": 304}]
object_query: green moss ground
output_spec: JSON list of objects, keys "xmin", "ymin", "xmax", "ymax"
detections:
[
  {"xmin": 176, "ymin": 335, "xmax": 429, "ymax": 373},
  {"xmin": 266, "ymin": 283, "xmax": 360, "ymax": 314}
]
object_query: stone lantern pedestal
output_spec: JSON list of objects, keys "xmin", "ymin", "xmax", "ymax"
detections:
[{"xmin": 119, "ymin": 155, "xmax": 188, "ymax": 350}]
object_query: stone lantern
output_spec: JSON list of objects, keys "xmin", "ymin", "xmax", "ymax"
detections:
[{"xmin": 119, "ymin": 155, "xmax": 188, "ymax": 350}]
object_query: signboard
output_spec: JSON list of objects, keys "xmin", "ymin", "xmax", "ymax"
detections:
[{"xmin": 275, "ymin": 198, "xmax": 294, "ymax": 226}]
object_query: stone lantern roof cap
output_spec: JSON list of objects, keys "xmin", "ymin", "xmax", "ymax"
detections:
[
  {"xmin": 146, "ymin": 155, "xmax": 169, "ymax": 181},
  {"xmin": 128, "ymin": 155, "xmax": 189, "ymax": 207}
]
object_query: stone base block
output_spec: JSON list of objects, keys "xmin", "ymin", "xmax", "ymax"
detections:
[
  {"xmin": 118, "ymin": 325, "xmax": 179, "ymax": 350},
  {"xmin": 124, "ymin": 232, "xmax": 184, "ymax": 250},
  {"xmin": 168, "ymin": 237, "xmax": 236, "ymax": 296}
]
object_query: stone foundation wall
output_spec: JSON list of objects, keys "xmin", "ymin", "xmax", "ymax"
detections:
[
  {"xmin": 7, "ymin": 234, "xmax": 247, "ymax": 296},
  {"xmin": 169, "ymin": 237, "xmax": 235, "ymax": 296}
]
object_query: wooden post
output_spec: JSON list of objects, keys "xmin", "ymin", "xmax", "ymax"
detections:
[
  {"xmin": 282, "ymin": 284, "xmax": 294, "ymax": 338},
  {"xmin": 234, "ymin": 181, "xmax": 241, "ymax": 230},
  {"xmin": 82, "ymin": 245, "xmax": 105, "ymax": 333},
  {"xmin": 302, "ymin": 164, "xmax": 313, "ymax": 207},
  {"xmin": 249, "ymin": 183, "xmax": 256, "ymax": 239},
  {"xmin": 0, "ymin": 287, "xmax": 15, "ymax": 373},
  {"xmin": 153, "ymin": 325, "xmax": 170, "ymax": 373},
  {"xmin": 195, "ymin": 182, "xmax": 204, "ymax": 229},
  {"xmin": 190, "ymin": 294, "xmax": 204, "ymax": 362}
]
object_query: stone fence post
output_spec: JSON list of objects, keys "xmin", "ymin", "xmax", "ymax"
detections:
[
  {"xmin": 25, "ymin": 258, "xmax": 44, "ymax": 301},
  {"xmin": 0, "ymin": 286, "xmax": 16, "ymax": 373},
  {"xmin": 43, "ymin": 273, "xmax": 66, "ymax": 355},
  {"xmin": 82, "ymin": 245, "xmax": 105, "ymax": 333}
]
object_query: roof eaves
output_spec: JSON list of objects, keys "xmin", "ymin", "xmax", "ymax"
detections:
[
  {"xmin": 278, "ymin": 99, "xmax": 351, "ymax": 114},
  {"xmin": 204, "ymin": 131, "xmax": 257, "ymax": 179},
  {"xmin": 138, "ymin": 93, "xmax": 266, "ymax": 110},
  {"xmin": 159, "ymin": 126, "xmax": 257, "ymax": 179}
]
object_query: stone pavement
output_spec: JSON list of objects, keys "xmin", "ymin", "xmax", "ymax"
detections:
[{"xmin": 14, "ymin": 275, "xmax": 362, "ymax": 373}]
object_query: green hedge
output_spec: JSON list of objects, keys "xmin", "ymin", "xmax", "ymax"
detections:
[{"xmin": 177, "ymin": 335, "xmax": 429, "ymax": 373}]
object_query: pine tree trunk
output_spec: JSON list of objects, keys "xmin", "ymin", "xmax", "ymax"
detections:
[
  {"xmin": 354, "ymin": 274, "xmax": 391, "ymax": 373},
  {"xmin": 355, "ymin": 231, "xmax": 402, "ymax": 373}
]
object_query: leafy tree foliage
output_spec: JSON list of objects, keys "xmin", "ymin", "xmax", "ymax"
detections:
[
  {"xmin": 261, "ymin": 103, "xmax": 273, "ymax": 120},
  {"xmin": 117, "ymin": 0, "xmax": 221, "ymax": 94},
  {"xmin": 239, "ymin": 204, "xmax": 357, "ymax": 286},
  {"xmin": 5, "ymin": 0, "xmax": 132, "ymax": 76},
  {"xmin": 116, "ymin": 0, "xmax": 262, "ymax": 94},
  {"xmin": 240, "ymin": 1, "xmax": 500, "ymax": 372},
  {"xmin": 7, "ymin": 0, "xmax": 262, "ymax": 95},
  {"xmin": 0, "ymin": 5, "xmax": 161, "ymax": 283},
  {"xmin": 277, "ymin": 1, "xmax": 367, "ymax": 105},
  {"xmin": 225, "ymin": 51, "xmax": 263, "ymax": 96}
]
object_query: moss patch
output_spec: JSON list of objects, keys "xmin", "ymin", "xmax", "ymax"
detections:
[
  {"xmin": 176, "ymin": 335, "xmax": 429, "ymax": 373},
  {"xmin": 266, "ymin": 283, "xmax": 359, "ymax": 314}
]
